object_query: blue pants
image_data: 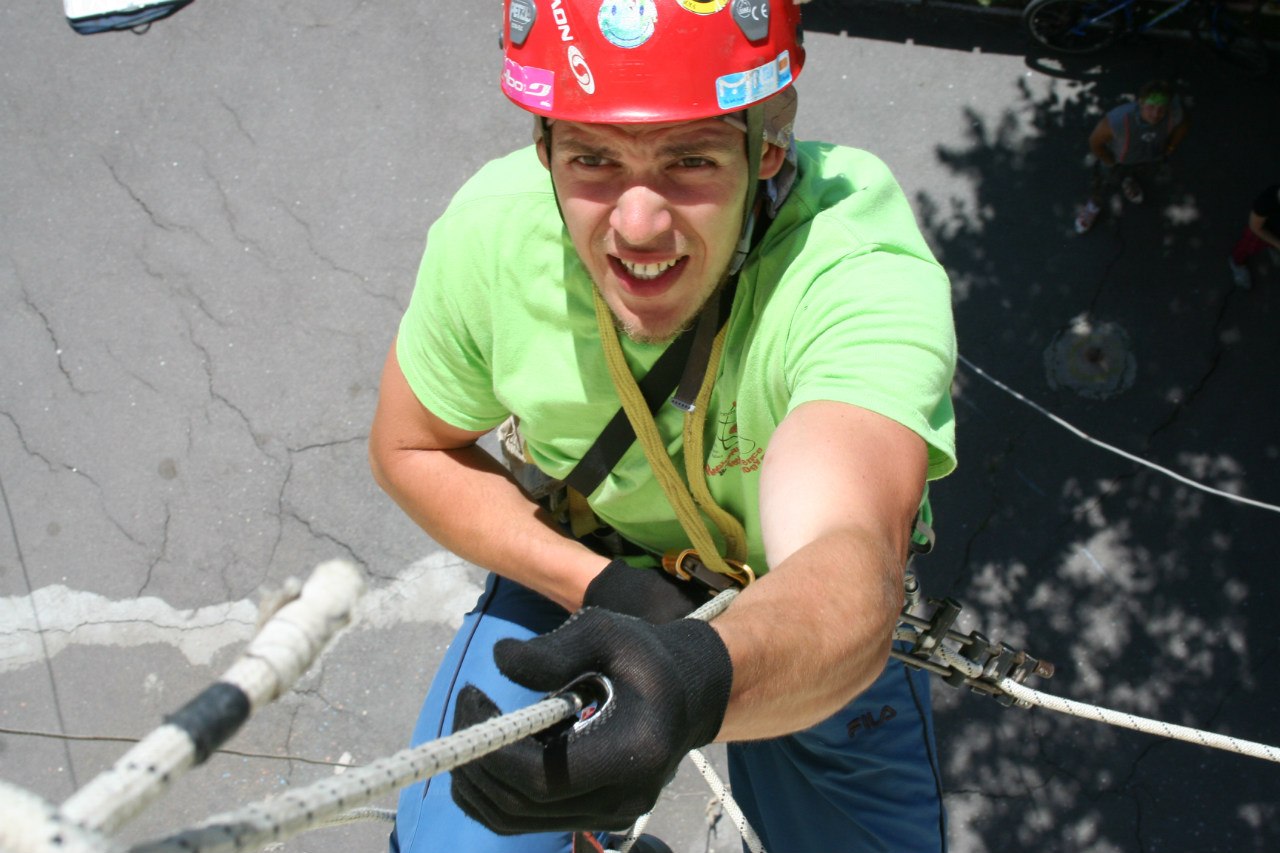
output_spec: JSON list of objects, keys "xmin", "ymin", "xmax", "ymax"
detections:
[{"xmin": 392, "ymin": 575, "xmax": 947, "ymax": 853}]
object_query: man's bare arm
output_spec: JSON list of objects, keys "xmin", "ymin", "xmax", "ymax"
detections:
[
  {"xmin": 1248, "ymin": 210, "xmax": 1280, "ymax": 250},
  {"xmin": 712, "ymin": 400, "xmax": 927, "ymax": 742},
  {"xmin": 1164, "ymin": 117, "xmax": 1190, "ymax": 158},
  {"xmin": 368, "ymin": 342, "xmax": 606, "ymax": 611},
  {"xmin": 1089, "ymin": 117, "xmax": 1116, "ymax": 165}
]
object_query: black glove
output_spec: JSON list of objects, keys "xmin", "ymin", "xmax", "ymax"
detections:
[
  {"xmin": 582, "ymin": 559, "xmax": 712, "ymax": 623},
  {"xmin": 450, "ymin": 607, "xmax": 733, "ymax": 834}
]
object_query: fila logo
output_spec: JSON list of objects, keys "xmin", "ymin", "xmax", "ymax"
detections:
[{"xmin": 846, "ymin": 704, "xmax": 897, "ymax": 737}]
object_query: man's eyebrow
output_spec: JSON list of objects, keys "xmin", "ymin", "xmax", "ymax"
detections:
[
  {"xmin": 554, "ymin": 131, "xmax": 742, "ymax": 160},
  {"xmin": 657, "ymin": 134, "xmax": 742, "ymax": 158},
  {"xmin": 554, "ymin": 137, "xmax": 621, "ymax": 159}
]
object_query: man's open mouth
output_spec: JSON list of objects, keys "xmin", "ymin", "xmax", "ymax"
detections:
[{"xmin": 617, "ymin": 257, "xmax": 682, "ymax": 281}]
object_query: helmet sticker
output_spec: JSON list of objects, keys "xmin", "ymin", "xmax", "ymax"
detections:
[
  {"xmin": 502, "ymin": 58, "xmax": 555, "ymax": 111},
  {"xmin": 567, "ymin": 45, "xmax": 596, "ymax": 94},
  {"xmin": 598, "ymin": 1, "xmax": 658, "ymax": 49},
  {"xmin": 678, "ymin": 0, "xmax": 729, "ymax": 15},
  {"xmin": 731, "ymin": 0, "xmax": 769, "ymax": 42},
  {"xmin": 715, "ymin": 49, "xmax": 792, "ymax": 110},
  {"xmin": 508, "ymin": 0, "xmax": 536, "ymax": 47}
]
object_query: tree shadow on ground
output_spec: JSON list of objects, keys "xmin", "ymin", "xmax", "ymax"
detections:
[{"xmin": 816, "ymin": 4, "xmax": 1280, "ymax": 852}]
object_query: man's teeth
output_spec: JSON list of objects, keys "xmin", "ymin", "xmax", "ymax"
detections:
[{"xmin": 620, "ymin": 258, "xmax": 678, "ymax": 280}]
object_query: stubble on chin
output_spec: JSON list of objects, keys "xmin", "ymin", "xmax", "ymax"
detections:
[
  {"xmin": 613, "ymin": 312, "xmax": 688, "ymax": 346},
  {"xmin": 604, "ymin": 276, "xmax": 730, "ymax": 347}
]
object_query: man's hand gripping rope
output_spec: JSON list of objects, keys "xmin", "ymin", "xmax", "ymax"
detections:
[{"xmin": 450, "ymin": 607, "xmax": 733, "ymax": 834}]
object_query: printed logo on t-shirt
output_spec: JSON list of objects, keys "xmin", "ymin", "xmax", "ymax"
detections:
[
  {"xmin": 705, "ymin": 402, "xmax": 764, "ymax": 476},
  {"xmin": 846, "ymin": 704, "xmax": 897, "ymax": 738}
]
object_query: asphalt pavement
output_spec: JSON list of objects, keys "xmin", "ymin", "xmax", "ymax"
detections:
[{"xmin": 3, "ymin": 1, "xmax": 1279, "ymax": 851}]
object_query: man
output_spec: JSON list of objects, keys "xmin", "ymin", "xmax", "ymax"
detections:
[
  {"xmin": 1228, "ymin": 183, "xmax": 1280, "ymax": 289},
  {"xmin": 369, "ymin": 2, "xmax": 957, "ymax": 851},
  {"xmin": 1074, "ymin": 79, "xmax": 1190, "ymax": 234}
]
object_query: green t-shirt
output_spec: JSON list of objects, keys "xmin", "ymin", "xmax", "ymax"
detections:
[{"xmin": 397, "ymin": 142, "xmax": 956, "ymax": 574}]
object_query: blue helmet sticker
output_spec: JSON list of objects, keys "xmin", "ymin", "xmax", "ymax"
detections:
[{"xmin": 715, "ymin": 50, "xmax": 792, "ymax": 110}]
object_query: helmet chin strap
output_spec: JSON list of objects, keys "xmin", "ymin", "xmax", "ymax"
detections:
[
  {"xmin": 540, "ymin": 109, "xmax": 765, "ymax": 571},
  {"xmin": 728, "ymin": 104, "xmax": 766, "ymax": 277}
]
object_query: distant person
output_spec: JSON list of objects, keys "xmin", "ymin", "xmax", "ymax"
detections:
[
  {"xmin": 1228, "ymin": 184, "xmax": 1280, "ymax": 289},
  {"xmin": 1074, "ymin": 80, "xmax": 1190, "ymax": 235}
]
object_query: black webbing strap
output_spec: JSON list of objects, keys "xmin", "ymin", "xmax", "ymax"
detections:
[
  {"xmin": 562, "ymin": 116, "xmax": 774, "ymax": 499},
  {"xmin": 564, "ymin": 284, "xmax": 735, "ymax": 497}
]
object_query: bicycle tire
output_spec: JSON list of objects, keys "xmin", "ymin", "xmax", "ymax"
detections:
[
  {"xmin": 1192, "ymin": 2, "xmax": 1270, "ymax": 77},
  {"xmin": 1024, "ymin": 0, "xmax": 1125, "ymax": 53}
]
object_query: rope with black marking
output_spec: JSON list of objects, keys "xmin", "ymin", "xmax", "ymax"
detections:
[{"xmin": 57, "ymin": 561, "xmax": 365, "ymax": 835}]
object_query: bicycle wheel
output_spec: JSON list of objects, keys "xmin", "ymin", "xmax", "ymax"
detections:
[
  {"xmin": 1193, "ymin": 2, "xmax": 1270, "ymax": 76},
  {"xmin": 1024, "ymin": 0, "xmax": 1125, "ymax": 53}
]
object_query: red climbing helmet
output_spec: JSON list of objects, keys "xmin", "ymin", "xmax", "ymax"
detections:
[{"xmin": 500, "ymin": 0, "xmax": 806, "ymax": 125}]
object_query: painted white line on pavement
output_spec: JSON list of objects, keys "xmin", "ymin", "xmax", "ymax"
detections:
[{"xmin": 0, "ymin": 552, "xmax": 484, "ymax": 674}]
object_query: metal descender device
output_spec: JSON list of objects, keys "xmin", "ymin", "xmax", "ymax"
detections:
[{"xmin": 893, "ymin": 573, "xmax": 1055, "ymax": 708}]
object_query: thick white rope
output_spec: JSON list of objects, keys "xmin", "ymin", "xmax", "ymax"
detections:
[
  {"xmin": 127, "ymin": 587, "xmax": 748, "ymax": 853},
  {"xmin": 58, "ymin": 560, "xmax": 365, "ymax": 835},
  {"xmin": 998, "ymin": 678, "xmax": 1280, "ymax": 763},
  {"xmin": 892, "ymin": 625, "xmax": 1280, "ymax": 764},
  {"xmin": 0, "ymin": 780, "xmax": 125, "ymax": 853},
  {"xmin": 128, "ymin": 694, "xmax": 583, "ymax": 853}
]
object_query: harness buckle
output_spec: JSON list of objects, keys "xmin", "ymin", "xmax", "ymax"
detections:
[{"xmin": 661, "ymin": 548, "xmax": 755, "ymax": 594}]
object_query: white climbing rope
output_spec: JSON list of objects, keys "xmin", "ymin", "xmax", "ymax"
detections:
[
  {"xmin": 129, "ymin": 691, "xmax": 584, "ymax": 853},
  {"xmin": 891, "ymin": 623, "xmax": 1280, "ymax": 764},
  {"xmin": 6, "ymin": 565, "xmax": 1278, "ymax": 853},
  {"xmin": 0, "ymin": 780, "xmax": 124, "ymax": 853},
  {"xmin": 686, "ymin": 750, "xmax": 766, "ymax": 853},
  {"xmin": 127, "ymin": 589, "xmax": 748, "ymax": 853},
  {"xmin": 958, "ymin": 354, "xmax": 1280, "ymax": 515},
  {"xmin": 58, "ymin": 560, "xmax": 365, "ymax": 836}
]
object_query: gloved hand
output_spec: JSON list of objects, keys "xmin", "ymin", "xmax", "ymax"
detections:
[
  {"xmin": 450, "ymin": 607, "xmax": 733, "ymax": 834},
  {"xmin": 582, "ymin": 558, "xmax": 712, "ymax": 623}
]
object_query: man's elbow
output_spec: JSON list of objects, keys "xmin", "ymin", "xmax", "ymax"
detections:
[
  {"xmin": 368, "ymin": 434, "xmax": 394, "ymax": 495},
  {"xmin": 368, "ymin": 415, "xmax": 406, "ymax": 497}
]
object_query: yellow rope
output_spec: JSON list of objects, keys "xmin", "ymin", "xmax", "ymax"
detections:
[
  {"xmin": 592, "ymin": 289, "xmax": 744, "ymax": 575},
  {"xmin": 682, "ymin": 324, "xmax": 748, "ymax": 562}
]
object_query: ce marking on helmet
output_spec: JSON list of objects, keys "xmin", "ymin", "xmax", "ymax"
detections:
[
  {"xmin": 567, "ymin": 46, "xmax": 595, "ymax": 94},
  {"xmin": 734, "ymin": 0, "xmax": 768, "ymax": 20}
]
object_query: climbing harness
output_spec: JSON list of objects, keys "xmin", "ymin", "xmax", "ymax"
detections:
[{"xmin": 662, "ymin": 548, "xmax": 755, "ymax": 594}]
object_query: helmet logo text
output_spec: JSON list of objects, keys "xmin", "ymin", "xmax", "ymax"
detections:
[
  {"xmin": 732, "ymin": 0, "xmax": 769, "ymax": 41},
  {"xmin": 567, "ymin": 45, "xmax": 596, "ymax": 94},
  {"xmin": 502, "ymin": 58, "xmax": 555, "ymax": 111},
  {"xmin": 551, "ymin": 0, "xmax": 574, "ymax": 41},
  {"xmin": 508, "ymin": 0, "xmax": 536, "ymax": 46}
]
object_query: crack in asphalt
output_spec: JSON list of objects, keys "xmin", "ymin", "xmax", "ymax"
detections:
[{"xmin": 0, "ymin": 468, "xmax": 79, "ymax": 790}]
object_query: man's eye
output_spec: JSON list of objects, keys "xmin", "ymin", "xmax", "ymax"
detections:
[
  {"xmin": 676, "ymin": 157, "xmax": 714, "ymax": 169},
  {"xmin": 573, "ymin": 155, "xmax": 608, "ymax": 167}
]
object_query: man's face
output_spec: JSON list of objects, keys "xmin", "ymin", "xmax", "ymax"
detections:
[
  {"xmin": 541, "ymin": 118, "xmax": 782, "ymax": 344},
  {"xmin": 1139, "ymin": 98, "xmax": 1169, "ymax": 125}
]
